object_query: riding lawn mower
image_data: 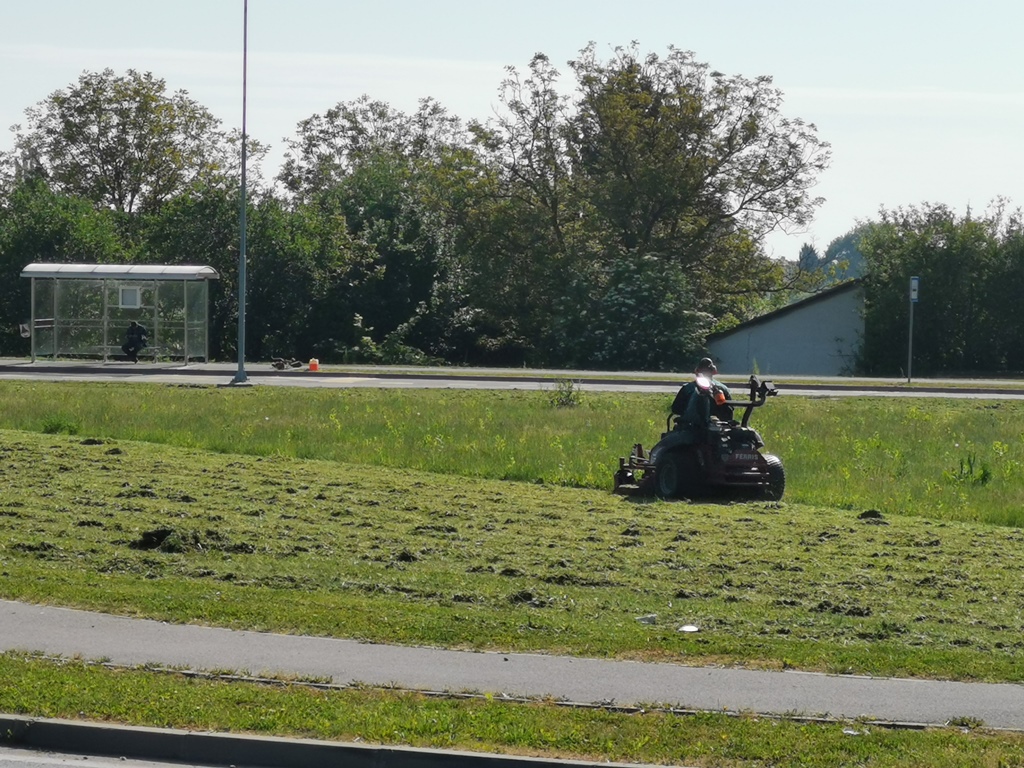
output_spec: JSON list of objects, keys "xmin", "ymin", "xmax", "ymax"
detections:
[{"xmin": 613, "ymin": 374, "xmax": 785, "ymax": 501}]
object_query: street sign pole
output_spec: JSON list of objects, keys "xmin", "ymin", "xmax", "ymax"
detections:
[{"xmin": 907, "ymin": 276, "xmax": 919, "ymax": 383}]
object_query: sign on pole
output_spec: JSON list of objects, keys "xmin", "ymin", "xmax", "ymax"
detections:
[{"xmin": 907, "ymin": 276, "xmax": 919, "ymax": 382}]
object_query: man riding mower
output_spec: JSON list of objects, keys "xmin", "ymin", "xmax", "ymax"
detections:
[{"xmin": 613, "ymin": 358, "xmax": 785, "ymax": 501}]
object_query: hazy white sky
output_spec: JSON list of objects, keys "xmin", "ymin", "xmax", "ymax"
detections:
[{"xmin": 2, "ymin": 0, "xmax": 1022, "ymax": 257}]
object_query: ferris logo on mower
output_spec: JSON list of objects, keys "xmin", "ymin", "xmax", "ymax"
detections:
[{"xmin": 731, "ymin": 453, "xmax": 759, "ymax": 462}]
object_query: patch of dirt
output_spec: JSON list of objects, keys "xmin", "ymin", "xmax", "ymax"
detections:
[{"xmin": 129, "ymin": 527, "xmax": 200, "ymax": 553}]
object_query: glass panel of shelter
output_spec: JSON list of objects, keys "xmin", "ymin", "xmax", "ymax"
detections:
[{"xmin": 30, "ymin": 272, "xmax": 212, "ymax": 363}]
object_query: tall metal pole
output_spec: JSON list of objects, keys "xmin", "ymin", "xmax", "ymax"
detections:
[
  {"xmin": 30, "ymin": 278, "xmax": 36, "ymax": 363},
  {"xmin": 907, "ymin": 295, "xmax": 914, "ymax": 383},
  {"xmin": 232, "ymin": 0, "xmax": 249, "ymax": 383}
]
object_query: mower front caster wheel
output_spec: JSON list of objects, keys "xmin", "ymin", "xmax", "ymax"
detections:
[{"xmin": 655, "ymin": 451, "xmax": 703, "ymax": 499}]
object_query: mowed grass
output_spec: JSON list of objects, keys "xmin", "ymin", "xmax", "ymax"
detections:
[
  {"xmin": 1, "ymin": 426, "xmax": 1023, "ymax": 681},
  {"xmin": 0, "ymin": 381, "xmax": 1023, "ymax": 525}
]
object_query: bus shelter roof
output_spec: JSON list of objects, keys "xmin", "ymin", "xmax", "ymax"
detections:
[{"xmin": 21, "ymin": 263, "xmax": 219, "ymax": 281}]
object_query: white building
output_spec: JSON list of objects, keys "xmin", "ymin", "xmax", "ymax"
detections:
[{"xmin": 707, "ymin": 280, "xmax": 864, "ymax": 376}]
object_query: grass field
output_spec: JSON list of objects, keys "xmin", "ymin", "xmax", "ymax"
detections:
[
  {"xmin": 1, "ymin": 380, "xmax": 1022, "ymax": 525},
  {"xmin": 2, "ymin": 380, "xmax": 1023, "ymax": 765}
]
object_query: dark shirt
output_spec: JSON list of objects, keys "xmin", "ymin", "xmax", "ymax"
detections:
[
  {"xmin": 671, "ymin": 381, "xmax": 698, "ymax": 416},
  {"xmin": 125, "ymin": 325, "xmax": 147, "ymax": 346},
  {"xmin": 671, "ymin": 377, "xmax": 733, "ymax": 424}
]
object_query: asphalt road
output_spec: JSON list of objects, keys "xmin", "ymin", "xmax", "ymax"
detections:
[
  {"xmin": 0, "ymin": 745, "xmax": 202, "ymax": 768},
  {"xmin": 0, "ymin": 718, "xmax": 637, "ymax": 768},
  {"xmin": 1, "ymin": 358, "xmax": 1023, "ymax": 399}
]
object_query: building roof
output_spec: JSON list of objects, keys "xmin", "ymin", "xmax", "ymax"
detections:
[
  {"xmin": 21, "ymin": 263, "xmax": 219, "ymax": 281},
  {"xmin": 707, "ymin": 278, "xmax": 864, "ymax": 341}
]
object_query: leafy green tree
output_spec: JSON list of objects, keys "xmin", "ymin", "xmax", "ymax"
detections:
[
  {"xmin": 11, "ymin": 69, "xmax": 232, "ymax": 214},
  {"xmin": 823, "ymin": 227, "xmax": 866, "ymax": 278},
  {"xmin": 550, "ymin": 253, "xmax": 713, "ymax": 371},
  {"xmin": 278, "ymin": 97, "xmax": 472, "ymax": 362},
  {"xmin": 279, "ymin": 96, "xmax": 464, "ymax": 199},
  {"xmin": 244, "ymin": 193, "xmax": 355, "ymax": 361},
  {"xmin": 995, "ymin": 229, "xmax": 1024, "ymax": 371},
  {"xmin": 143, "ymin": 182, "xmax": 355, "ymax": 362},
  {"xmin": 797, "ymin": 243, "xmax": 822, "ymax": 272},
  {"xmin": 568, "ymin": 44, "xmax": 829, "ymax": 258},
  {"xmin": 460, "ymin": 55, "xmax": 596, "ymax": 363},
  {"xmin": 470, "ymin": 55, "xmax": 576, "ymax": 253},
  {"xmin": 973, "ymin": 201, "xmax": 1024, "ymax": 372},
  {"xmin": 141, "ymin": 182, "xmax": 240, "ymax": 359},
  {"xmin": 0, "ymin": 179, "xmax": 130, "ymax": 354},
  {"xmin": 398, "ymin": 143, "xmax": 502, "ymax": 362},
  {"xmin": 466, "ymin": 44, "xmax": 830, "ymax": 368},
  {"xmin": 859, "ymin": 204, "xmax": 1006, "ymax": 375},
  {"xmin": 0, "ymin": 150, "xmax": 15, "ymax": 195}
]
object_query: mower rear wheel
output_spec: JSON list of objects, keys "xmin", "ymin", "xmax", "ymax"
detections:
[{"xmin": 761, "ymin": 454, "xmax": 786, "ymax": 501}]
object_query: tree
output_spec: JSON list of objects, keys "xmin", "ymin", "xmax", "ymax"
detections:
[
  {"xmin": 136, "ymin": 179, "xmax": 356, "ymax": 362},
  {"xmin": 470, "ymin": 55, "xmax": 576, "ymax": 253},
  {"xmin": 141, "ymin": 181, "xmax": 240, "ymax": 359},
  {"xmin": 278, "ymin": 96, "xmax": 464, "ymax": 200},
  {"xmin": 0, "ymin": 179, "xmax": 130, "ymax": 354},
  {"xmin": 797, "ymin": 243, "xmax": 822, "ymax": 272},
  {"xmin": 465, "ymin": 44, "xmax": 830, "ymax": 368},
  {"xmin": 990, "ymin": 210, "xmax": 1024, "ymax": 371},
  {"xmin": 245, "ymin": 193, "xmax": 356, "ymax": 361},
  {"xmin": 11, "ymin": 69, "xmax": 232, "ymax": 214},
  {"xmin": 858, "ymin": 203, "xmax": 1009, "ymax": 375},
  {"xmin": 458, "ymin": 54, "xmax": 594, "ymax": 363},
  {"xmin": 821, "ymin": 227, "xmax": 866, "ymax": 279},
  {"xmin": 278, "ymin": 97, "xmax": 472, "ymax": 362},
  {"xmin": 568, "ymin": 44, "xmax": 829, "ymax": 261},
  {"xmin": 550, "ymin": 253, "xmax": 713, "ymax": 371}
]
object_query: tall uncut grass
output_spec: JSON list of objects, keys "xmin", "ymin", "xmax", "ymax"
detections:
[{"xmin": 0, "ymin": 380, "xmax": 1022, "ymax": 526}]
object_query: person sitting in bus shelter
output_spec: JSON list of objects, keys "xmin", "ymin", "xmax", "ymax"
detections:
[{"xmin": 121, "ymin": 321, "xmax": 148, "ymax": 363}]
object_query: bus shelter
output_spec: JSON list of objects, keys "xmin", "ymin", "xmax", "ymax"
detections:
[{"xmin": 21, "ymin": 263, "xmax": 219, "ymax": 363}]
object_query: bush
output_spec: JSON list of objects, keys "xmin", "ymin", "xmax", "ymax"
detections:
[
  {"xmin": 40, "ymin": 415, "xmax": 81, "ymax": 435},
  {"xmin": 548, "ymin": 379, "xmax": 583, "ymax": 408}
]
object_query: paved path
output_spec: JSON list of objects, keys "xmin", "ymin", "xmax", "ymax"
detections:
[{"xmin": 3, "ymin": 601, "xmax": 1023, "ymax": 731}]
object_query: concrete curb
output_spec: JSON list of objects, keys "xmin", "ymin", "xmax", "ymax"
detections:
[{"xmin": 0, "ymin": 715, "xmax": 655, "ymax": 768}]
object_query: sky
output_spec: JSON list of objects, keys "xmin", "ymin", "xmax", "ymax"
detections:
[{"xmin": 2, "ymin": 0, "xmax": 1022, "ymax": 258}]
